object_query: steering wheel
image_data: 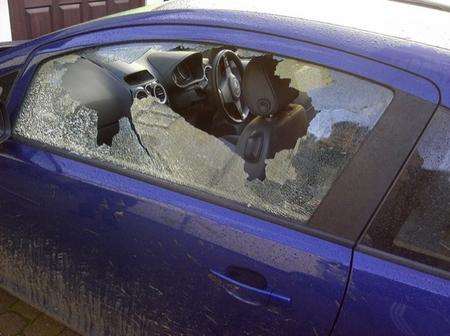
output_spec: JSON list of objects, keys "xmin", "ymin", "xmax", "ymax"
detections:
[{"xmin": 211, "ymin": 49, "xmax": 249, "ymax": 123}]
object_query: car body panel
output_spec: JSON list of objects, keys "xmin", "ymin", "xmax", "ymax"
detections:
[
  {"xmin": 333, "ymin": 252, "xmax": 450, "ymax": 336},
  {"xmin": 0, "ymin": 140, "xmax": 351, "ymax": 335},
  {"xmin": 332, "ymin": 105, "xmax": 450, "ymax": 336},
  {"xmin": 0, "ymin": 5, "xmax": 448, "ymax": 104},
  {"xmin": 153, "ymin": 0, "xmax": 450, "ymax": 51},
  {"xmin": 0, "ymin": 5, "xmax": 447, "ymax": 336}
]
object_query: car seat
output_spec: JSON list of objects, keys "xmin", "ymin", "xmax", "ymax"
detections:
[{"xmin": 237, "ymin": 55, "xmax": 309, "ymax": 180}]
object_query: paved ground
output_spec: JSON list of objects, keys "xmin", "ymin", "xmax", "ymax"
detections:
[{"xmin": 0, "ymin": 287, "xmax": 81, "ymax": 336}]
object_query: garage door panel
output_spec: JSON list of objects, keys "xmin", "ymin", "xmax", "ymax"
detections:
[
  {"xmin": 25, "ymin": 6, "xmax": 53, "ymax": 38},
  {"xmin": 108, "ymin": 0, "xmax": 139, "ymax": 13},
  {"xmin": 87, "ymin": 1, "xmax": 108, "ymax": 20},
  {"xmin": 24, "ymin": 0, "xmax": 52, "ymax": 7},
  {"xmin": 58, "ymin": 3, "xmax": 83, "ymax": 28},
  {"xmin": 9, "ymin": 0, "xmax": 145, "ymax": 40}
]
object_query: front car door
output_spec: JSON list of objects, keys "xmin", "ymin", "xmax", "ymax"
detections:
[{"xmin": 0, "ymin": 21, "xmax": 439, "ymax": 335}]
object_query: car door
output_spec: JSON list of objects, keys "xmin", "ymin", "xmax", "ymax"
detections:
[
  {"xmin": 0, "ymin": 24, "xmax": 439, "ymax": 336},
  {"xmin": 333, "ymin": 105, "xmax": 450, "ymax": 336}
]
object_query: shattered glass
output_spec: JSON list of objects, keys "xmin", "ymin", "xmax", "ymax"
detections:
[
  {"xmin": 14, "ymin": 43, "xmax": 393, "ymax": 225},
  {"xmin": 15, "ymin": 56, "xmax": 165, "ymax": 177},
  {"xmin": 80, "ymin": 42, "xmax": 211, "ymax": 64},
  {"xmin": 79, "ymin": 43, "xmax": 153, "ymax": 64}
]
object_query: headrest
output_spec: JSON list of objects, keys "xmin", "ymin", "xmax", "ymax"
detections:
[{"xmin": 243, "ymin": 55, "xmax": 299, "ymax": 118}]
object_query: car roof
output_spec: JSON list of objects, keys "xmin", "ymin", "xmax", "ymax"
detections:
[
  {"xmin": 1, "ymin": 0, "xmax": 450, "ymax": 107},
  {"xmin": 152, "ymin": 0, "xmax": 450, "ymax": 51}
]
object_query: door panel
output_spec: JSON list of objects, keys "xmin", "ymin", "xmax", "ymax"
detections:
[
  {"xmin": 108, "ymin": 0, "xmax": 143, "ymax": 14},
  {"xmin": 0, "ymin": 141, "xmax": 351, "ymax": 335},
  {"xmin": 57, "ymin": 3, "xmax": 83, "ymax": 28},
  {"xmin": 86, "ymin": 1, "xmax": 107, "ymax": 20},
  {"xmin": 26, "ymin": 5, "xmax": 53, "ymax": 39},
  {"xmin": 333, "ymin": 253, "xmax": 450, "ymax": 336},
  {"xmin": 8, "ymin": 0, "xmax": 145, "ymax": 40}
]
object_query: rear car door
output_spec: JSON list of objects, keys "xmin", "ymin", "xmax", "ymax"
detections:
[
  {"xmin": 333, "ymin": 105, "xmax": 450, "ymax": 336},
  {"xmin": 0, "ymin": 24, "xmax": 439, "ymax": 335}
]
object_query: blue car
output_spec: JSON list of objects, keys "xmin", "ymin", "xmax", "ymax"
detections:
[{"xmin": 0, "ymin": 1, "xmax": 449, "ymax": 335}]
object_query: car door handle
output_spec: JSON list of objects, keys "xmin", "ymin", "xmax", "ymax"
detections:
[{"xmin": 210, "ymin": 268, "xmax": 291, "ymax": 307}]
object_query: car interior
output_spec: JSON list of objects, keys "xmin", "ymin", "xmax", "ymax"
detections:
[{"xmin": 62, "ymin": 46, "xmax": 316, "ymax": 180}]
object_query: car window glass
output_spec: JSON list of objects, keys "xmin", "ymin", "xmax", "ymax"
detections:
[
  {"xmin": 14, "ymin": 42, "xmax": 393, "ymax": 227},
  {"xmin": 362, "ymin": 107, "xmax": 450, "ymax": 272}
]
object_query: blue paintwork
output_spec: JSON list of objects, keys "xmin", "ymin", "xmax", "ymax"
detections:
[
  {"xmin": 333, "ymin": 252, "xmax": 450, "ymax": 336},
  {"xmin": 0, "ymin": 6, "xmax": 449, "ymax": 336},
  {"xmin": 0, "ymin": 141, "xmax": 350, "ymax": 335}
]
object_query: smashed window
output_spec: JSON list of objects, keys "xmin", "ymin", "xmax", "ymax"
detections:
[{"xmin": 14, "ymin": 42, "xmax": 393, "ymax": 224}]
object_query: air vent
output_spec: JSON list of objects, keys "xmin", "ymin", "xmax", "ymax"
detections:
[
  {"xmin": 152, "ymin": 84, "xmax": 167, "ymax": 104},
  {"xmin": 134, "ymin": 89, "xmax": 148, "ymax": 100},
  {"xmin": 124, "ymin": 70, "xmax": 154, "ymax": 85}
]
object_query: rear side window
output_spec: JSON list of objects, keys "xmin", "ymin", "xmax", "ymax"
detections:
[
  {"xmin": 362, "ymin": 107, "xmax": 450, "ymax": 273},
  {"xmin": 13, "ymin": 42, "xmax": 393, "ymax": 227}
]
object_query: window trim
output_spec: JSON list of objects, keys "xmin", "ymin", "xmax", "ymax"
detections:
[
  {"xmin": 7, "ymin": 25, "xmax": 439, "ymax": 246},
  {"xmin": 310, "ymin": 91, "xmax": 437, "ymax": 243},
  {"xmin": 357, "ymin": 105, "xmax": 450, "ymax": 278},
  {"xmin": 356, "ymin": 245, "xmax": 450, "ymax": 280},
  {"xmin": 0, "ymin": 70, "xmax": 19, "ymax": 143}
]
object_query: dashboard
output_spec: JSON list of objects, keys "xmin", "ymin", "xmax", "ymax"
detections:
[
  {"xmin": 62, "ymin": 49, "xmax": 228, "ymax": 145},
  {"xmin": 106, "ymin": 50, "xmax": 211, "ymax": 108},
  {"xmin": 77, "ymin": 50, "xmax": 211, "ymax": 110}
]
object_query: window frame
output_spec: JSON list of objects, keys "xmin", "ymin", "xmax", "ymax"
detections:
[
  {"xmin": 0, "ymin": 70, "xmax": 19, "ymax": 143},
  {"xmin": 357, "ymin": 105, "xmax": 450, "ymax": 279},
  {"xmin": 6, "ymin": 24, "xmax": 439, "ymax": 246}
]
